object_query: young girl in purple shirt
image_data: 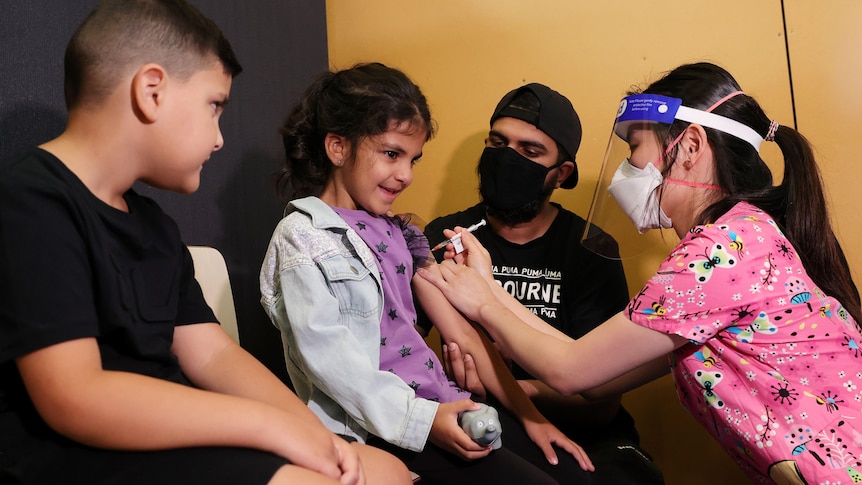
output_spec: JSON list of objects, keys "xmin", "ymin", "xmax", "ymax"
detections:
[{"xmin": 260, "ymin": 62, "xmax": 594, "ymax": 485}]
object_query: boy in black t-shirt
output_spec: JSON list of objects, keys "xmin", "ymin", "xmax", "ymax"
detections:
[{"xmin": 0, "ymin": 1, "xmax": 409, "ymax": 484}]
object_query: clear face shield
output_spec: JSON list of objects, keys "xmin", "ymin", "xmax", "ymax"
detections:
[{"xmin": 581, "ymin": 93, "xmax": 764, "ymax": 261}]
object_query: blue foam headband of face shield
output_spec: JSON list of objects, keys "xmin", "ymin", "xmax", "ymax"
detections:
[{"xmin": 613, "ymin": 94, "xmax": 763, "ymax": 152}]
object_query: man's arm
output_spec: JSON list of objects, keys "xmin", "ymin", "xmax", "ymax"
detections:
[
  {"xmin": 518, "ymin": 380, "xmax": 622, "ymax": 424},
  {"xmin": 443, "ymin": 341, "xmax": 621, "ymax": 425}
]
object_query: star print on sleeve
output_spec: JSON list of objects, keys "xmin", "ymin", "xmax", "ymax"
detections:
[
  {"xmin": 355, "ymin": 222, "xmax": 366, "ymax": 231},
  {"xmin": 396, "ymin": 263, "xmax": 406, "ymax": 274},
  {"xmin": 425, "ymin": 358, "xmax": 434, "ymax": 370},
  {"xmin": 408, "ymin": 381, "xmax": 421, "ymax": 391},
  {"xmin": 380, "ymin": 337, "xmax": 387, "ymax": 346},
  {"xmin": 399, "ymin": 345, "xmax": 412, "ymax": 357},
  {"xmin": 388, "ymin": 308, "xmax": 398, "ymax": 320},
  {"xmin": 376, "ymin": 241, "xmax": 388, "ymax": 253},
  {"xmin": 386, "ymin": 230, "xmax": 392, "ymax": 238}
]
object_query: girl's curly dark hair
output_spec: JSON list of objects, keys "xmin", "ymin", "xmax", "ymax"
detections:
[{"xmin": 276, "ymin": 62, "xmax": 435, "ymax": 201}]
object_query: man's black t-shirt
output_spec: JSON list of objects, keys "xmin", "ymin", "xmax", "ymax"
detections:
[
  {"xmin": 421, "ymin": 202, "xmax": 638, "ymax": 441},
  {"xmin": 0, "ymin": 149, "xmax": 216, "ymax": 454}
]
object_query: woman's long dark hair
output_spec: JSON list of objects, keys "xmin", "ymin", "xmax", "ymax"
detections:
[{"xmin": 639, "ymin": 62, "xmax": 860, "ymax": 327}]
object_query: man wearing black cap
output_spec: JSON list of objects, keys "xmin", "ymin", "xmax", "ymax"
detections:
[{"xmin": 420, "ymin": 83, "xmax": 664, "ymax": 484}]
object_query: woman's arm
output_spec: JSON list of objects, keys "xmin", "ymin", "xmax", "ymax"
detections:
[
  {"xmin": 488, "ymin": 282, "xmax": 573, "ymax": 341},
  {"xmin": 418, "ymin": 258, "xmax": 687, "ymax": 396}
]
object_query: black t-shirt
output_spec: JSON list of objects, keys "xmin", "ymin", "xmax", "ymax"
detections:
[{"xmin": 0, "ymin": 149, "xmax": 216, "ymax": 452}]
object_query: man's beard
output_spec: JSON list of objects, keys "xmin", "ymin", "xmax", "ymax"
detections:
[{"xmin": 482, "ymin": 179, "xmax": 555, "ymax": 225}]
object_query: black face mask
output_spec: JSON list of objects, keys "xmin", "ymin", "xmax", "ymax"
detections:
[{"xmin": 478, "ymin": 146, "xmax": 559, "ymax": 212}]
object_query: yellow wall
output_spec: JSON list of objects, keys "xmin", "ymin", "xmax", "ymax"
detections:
[
  {"xmin": 785, "ymin": 1, "xmax": 862, "ymax": 285},
  {"xmin": 326, "ymin": 1, "xmax": 862, "ymax": 483}
]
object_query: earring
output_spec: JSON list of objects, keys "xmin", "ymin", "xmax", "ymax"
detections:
[{"xmin": 335, "ymin": 159, "xmax": 343, "ymax": 166}]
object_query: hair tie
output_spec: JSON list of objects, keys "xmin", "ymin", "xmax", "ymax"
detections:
[{"xmin": 765, "ymin": 120, "xmax": 779, "ymax": 142}]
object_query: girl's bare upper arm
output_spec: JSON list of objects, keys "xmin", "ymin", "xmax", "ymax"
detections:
[{"xmin": 412, "ymin": 272, "xmax": 473, "ymax": 342}]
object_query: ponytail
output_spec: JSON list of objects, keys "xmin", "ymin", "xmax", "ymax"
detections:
[
  {"xmin": 701, "ymin": 122, "xmax": 860, "ymax": 327},
  {"xmin": 276, "ymin": 71, "xmax": 336, "ymax": 201},
  {"xmin": 769, "ymin": 126, "xmax": 862, "ymax": 326}
]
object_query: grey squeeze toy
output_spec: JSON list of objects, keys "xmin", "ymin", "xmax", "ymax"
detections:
[{"xmin": 458, "ymin": 403, "xmax": 502, "ymax": 449}]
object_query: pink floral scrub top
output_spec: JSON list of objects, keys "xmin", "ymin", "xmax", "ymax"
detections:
[{"xmin": 628, "ymin": 202, "xmax": 862, "ymax": 484}]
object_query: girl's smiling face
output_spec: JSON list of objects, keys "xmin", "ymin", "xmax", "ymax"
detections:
[{"xmin": 322, "ymin": 121, "xmax": 427, "ymax": 216}]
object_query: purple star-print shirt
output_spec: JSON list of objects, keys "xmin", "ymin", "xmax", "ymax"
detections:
[{"xmin": 334, "ymin": 208, "xmax": 470, "ymax": 403}]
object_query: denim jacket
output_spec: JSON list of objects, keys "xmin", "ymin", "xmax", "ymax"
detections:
[{"xmin": 260, "ymin": 196, "xmax": 438, "ymax": 451}]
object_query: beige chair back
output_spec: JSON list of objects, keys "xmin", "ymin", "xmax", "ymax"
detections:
[{"xmin": 188, "ymin": 246, "xmax": 240, "ymax": 344}]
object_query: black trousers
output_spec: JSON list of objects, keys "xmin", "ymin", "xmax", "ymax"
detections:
[
  {"xmin": 1, "ymin": 443, "xmax": 287, "ymax": 485},
  {"xmin": 368, "ymin": 401, "xmax": 594, "ymax": 485}
]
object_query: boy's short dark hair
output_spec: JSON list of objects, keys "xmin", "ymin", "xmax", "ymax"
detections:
[{"xmin": 64, "ymin": 0, "xmax": 242, "ymax": 109}]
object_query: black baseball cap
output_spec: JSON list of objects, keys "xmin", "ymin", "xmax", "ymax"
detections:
[{"xmin": 490, "ymin": 83, "xmax": 582, "ymax": 189}]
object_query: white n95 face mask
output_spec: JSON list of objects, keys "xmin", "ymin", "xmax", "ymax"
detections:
[{"xmin": 607, "ymin": 159, "xmax": 672, "ymax": 234}]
